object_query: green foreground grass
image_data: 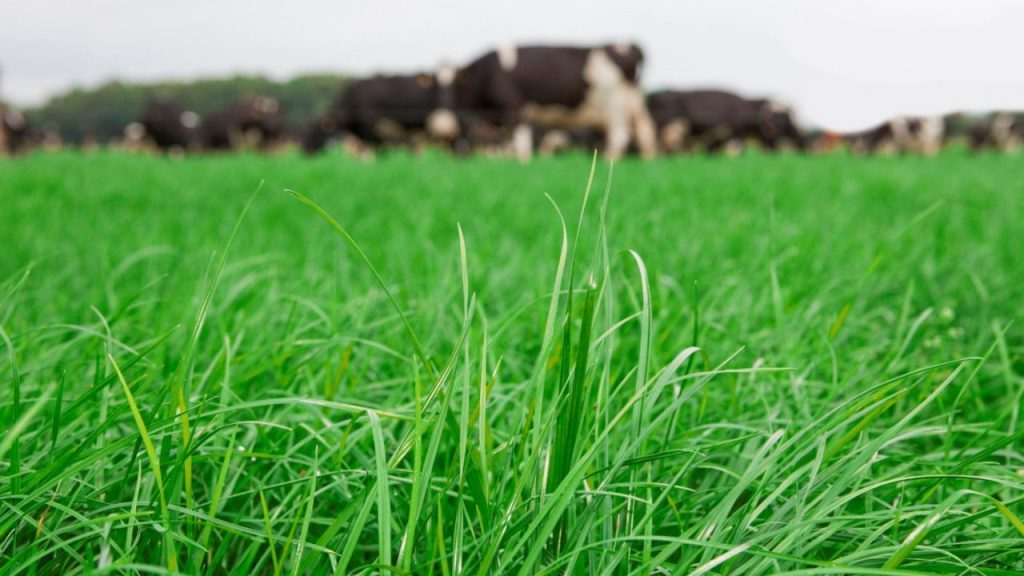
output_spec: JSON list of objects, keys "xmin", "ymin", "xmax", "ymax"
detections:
[{"xmin": 1, "ymin": 149, "xmax": 1023, "ymax": 575}]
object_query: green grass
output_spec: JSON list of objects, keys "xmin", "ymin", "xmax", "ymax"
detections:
[{"xmin": 1, "ymin": 148, "xmax": 1023, "ymax": 575}]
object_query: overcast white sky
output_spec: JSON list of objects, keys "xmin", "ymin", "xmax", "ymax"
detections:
[{"xmin": 3, "ymin": 0, "xmax": 1024, "ymax": 130}]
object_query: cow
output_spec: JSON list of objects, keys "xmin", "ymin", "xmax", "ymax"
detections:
[
  {"xmin": 968, "ymin": 112, "xmax": 1021, "ymax": 153},
  {"xmin": 200, "ymin": 95, "xmax": 286, "ymax": 151},
  {"xmin": 136, "ymin": 96, "xmax": 200, "ymax": 153},
  {"xmin": 449, "ymin": 43, "xmax": 657, "ymax": 160},
  {"xmin": 303, "ymin": 69, "xmax": 460, "ymax": 154},
  {"xmin": 646, "ymin": 90, "xmax": 805, "ymax": 154},
  {"xmin": 1, "ymin": 106, "xmax": 30, "ymax": 154},
  {"xmin": 845, "ymin": 116, "xmax": 945, "ymax": 156}
]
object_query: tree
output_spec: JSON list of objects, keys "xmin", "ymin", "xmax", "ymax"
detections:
[{"xmin": 27, "ymin": 74, "xmax": 348, "ymax": 144}]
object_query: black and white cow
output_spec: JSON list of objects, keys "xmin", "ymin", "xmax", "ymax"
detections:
[
  {"xmin": 303, "ymin": 69, "xmax": 459, "ymax": 154},
  {"xmin": 968, "ymin": 112, "xmax": 1021, "ymax": 153},
  {"xmin": 450, "ymin": 43, "xmax": 657, "ymax": 160},
  {"xmin": 136, "ymin": 96, "xmax": 200, "ymax": 153},
  {"xmin": 200, "ymin": 95, "xmax": 286, "ymax": 151},
  {"xmin": 646, "ymin": 90, "xmax": 805, "ymax": 154},
  {"xmin": 846, "ymin": 116, "xmax": 945, "ymax": 156}
]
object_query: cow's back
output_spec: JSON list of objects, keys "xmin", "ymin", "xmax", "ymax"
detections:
[
  {"xmin": 509, "ymin": 47, "xmax": 591, "ymax": 107},
  {"xmin": 646, "ymin": 90, "xmax": 755, "ymax": 130},
  {"xmin": 344, "ymin": 75, "xmax": 437, "ymax": 126},
  {"xmin": 679, "ymin": 91, "xmax": 755, "ymax": 129}
]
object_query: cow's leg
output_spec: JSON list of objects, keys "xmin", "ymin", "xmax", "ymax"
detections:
[
  {"xmin": 626, "ymin": 88, "xmax": 658, "ymax": 158},
  {"xmin": 512, "ymin": 124, "xmax": 533, "ymax": 161},
  {"xmin": 484, "ymin": 70, "xmax": 531, "ymax": 160},
  {"xmin": 602, "ymin": 90, "xmax": 630, "ymax": 160},
  {"xmin": 633, "ymin": 111, "xmax": 658, "ymax": 158},
  {"xmin": 602, "ymin": 84, "xmax": 655, "ymax": 160},
  {"xmin": 604, "ymin": 117, "xmax": 629, "ymax": 160}
]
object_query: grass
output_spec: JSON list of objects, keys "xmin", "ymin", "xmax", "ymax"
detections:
[{"xmin": 1, "ymin": 148, "xmax": 1023, "ymax": 574}]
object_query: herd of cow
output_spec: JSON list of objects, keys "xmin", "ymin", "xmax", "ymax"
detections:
[{"xmin": 3, "ymin": 42, "xmax": 1023, "ymax": 159}]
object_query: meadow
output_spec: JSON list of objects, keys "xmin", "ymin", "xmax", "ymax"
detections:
[{"xmin": 1, "ymin": 149, "xmax": 1022, "ymax": 574}]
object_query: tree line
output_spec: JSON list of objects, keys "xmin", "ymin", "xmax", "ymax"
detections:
[{"xmin": 24, "ymin": 74, "xmax": 349, "ymax": 145}]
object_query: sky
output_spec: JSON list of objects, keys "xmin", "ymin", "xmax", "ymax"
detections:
[{"xmin": 3, "ymin": 0, "xmax": 1024, "ymax": 131}]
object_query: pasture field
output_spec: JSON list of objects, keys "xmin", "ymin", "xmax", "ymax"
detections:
[{"xmin": 1, "ymin": 149, "xmax": 1023, "ymax": 575}]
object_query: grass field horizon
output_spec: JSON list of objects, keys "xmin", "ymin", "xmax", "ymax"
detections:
[{"xmin": 2, "ymin": 149, "xmax": 1023, "ymax": 574}]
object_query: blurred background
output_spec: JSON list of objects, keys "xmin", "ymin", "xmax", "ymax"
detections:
[{"xmin": 3, "ymin": 0, "xmax": 1024, "ymax": 154}]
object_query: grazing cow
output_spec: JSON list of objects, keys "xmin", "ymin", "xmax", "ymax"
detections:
[
  {"xmin": 968, "ymin": 112, "xmax": 1021, "ymax": 152},
  {"xmin": 1, "ymin": 106, "xmax": 29, "ymax": 154},
  {"xmin": 137, "ymin": 96, "xmax": 200, "ymax": 153},
  {"xmin": 646, "ymin": 90, "xmax": 805, "ymax": 154},
  {"xmin": 200, "ymin": 95, "xmax": 286, "ymax": 151},
  {"xmin": 303, "ymin": 69, "xmax": 459, "ymax": 154},
  {"xmin": 846, "ymin": 116, "xmax": 945, "ymax": 156},
  {"xmin": 450, "ymin": 43, "xmax": 657, "ymax": 160}
]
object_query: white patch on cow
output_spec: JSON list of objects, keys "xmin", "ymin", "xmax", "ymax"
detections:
[
  {"xmin": 179, "ymin": 111, "xmax": 200, "ymax": 129},
  {"xmin": 436, "ymin": 64, "xmax": 456, "ymax": 86},
  {"xmin": 524, "ymin": 53, "xmax": 654, "ymax": 159},
  {"xmin": 513, "ymin": 124, "xmax": 532, "ymax": 161},
  {"xmin": 724, "ymin": 139, "xmax": 744, "ymax": 156},
  {"xmin": 766, "ymin": 100, "xmax": 790, "ymax": 114},
  {"xmin": 343, "ymin": 136, "xmax": 373, "ymax": 159},
  {"xmin": 583, "ymin": 49, "xmax": 625, "ymax": 88},
  {"xmin": 497, "ymin": 44, "xmax": 517, "ymax": 71},
  {"xmin": 426, "ymin": 108, "xmax": 459, "ymax": 139},
  {"xmin": 512, "ymin": 49, "xmax": 654, "ymax": 160},
  {"xmin": 918, "ymin": 116, "xmax": 944, "ymax": 156},
  {"xmin": 613, "ymin": 43, "xmax": 632, "ymax": 56},
  {"xmin": 888, "ymin": 116, "xmax": 910, "ymax": 153},
  {"xmin": 660, "ymin": 119, "xmax": 689, "ymax": 152},
  {"xmin": 991, "ymin": 112, "xmax": 1014, "ymax": 148},
  {"xmin": 888, "ymin": 115, "xmax": 944, "ymax": 155},
  {"xmin": 539, "ymin": 130, "xmax": 571, "ymax": 156},
  {"xmin": 124, "ymin": 122, "xmax": 146, "ymax": 141}
]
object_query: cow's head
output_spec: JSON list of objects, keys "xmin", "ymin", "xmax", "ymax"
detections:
[
  {"xmin": 756, "ymin": 100, "xmax": 805, "ymax": 150},
  {"xmin": 603, "ymin": 43, "xmax": 645, "ymax": 84}
]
